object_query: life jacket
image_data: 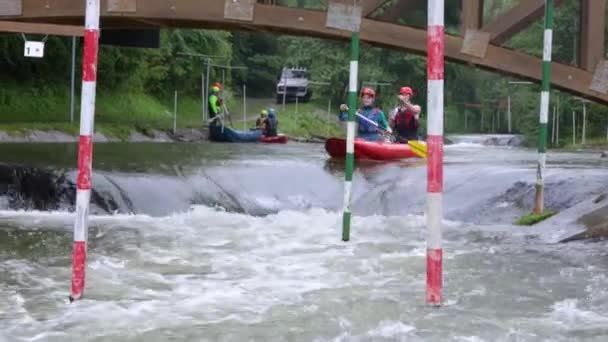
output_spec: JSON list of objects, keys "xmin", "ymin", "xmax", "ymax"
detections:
[
  {"xmin": 208, "ymin": 94, "xmax": 222, "ymax": 118},
  {"xmin": 256, "ymin": 117, "xmax": 265, "ymax": 128},
  {"xmin": 357, "ymin": 107, "xmax": 381, "ymax": 134},
  {"xmin": 264, "ymin": 116, "xmax": 278, "ymax": 137},
  {"xmin": 393, "ymin": 107, "xmax": 419, "ymax": 140}
]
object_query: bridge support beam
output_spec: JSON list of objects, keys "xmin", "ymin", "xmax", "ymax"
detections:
[
  {"xmin": 460, "ymin": 0, "xmax": 483, "ymax": 32},
  {"xmin": 580, "ymin": 0, "xmax": 606, "ymax": 72},
  {"xmin": 7, "ymin": 0, "xmax": 608, "ymax": 105},
  {"xmin": 362, "ymin": 0, "xmax": 387, "ymax": 17},
  {"xmin": 0, "ymin": 20, "xmax": 83, "ymax": 36},
  {"xmin": 482, "ymin": 0, "xmax": 563, "ymax": 45}
]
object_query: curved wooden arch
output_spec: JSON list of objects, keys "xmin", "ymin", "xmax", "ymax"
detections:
[{"xmin": 3, "ymin": 0, "xmax": 607, "ymax": 104}]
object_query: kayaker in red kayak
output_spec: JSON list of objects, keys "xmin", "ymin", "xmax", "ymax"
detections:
[
  {"xmin": 339, "ymin": 87, "xmax": 391, "ymax": 142},
  {"xmin": 390, "ymin": 86, "xmax": 422, "ymax": 143},
  {"xmin": 263, "ymin": 108, "xmax": 279, "ymax": 137}
]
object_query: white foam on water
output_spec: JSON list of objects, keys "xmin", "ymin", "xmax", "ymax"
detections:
[
  {"xmin": 0, "ymin": 207, "xmax": 438, "ymax": 339},
  {"xmin": 1, "ymin": 206, "xmax": 608, "ymax": 340},
  {"xmin": 453, "ymin": 337, "xmax": 486, "ymax": 342},
  {"xmin": 495, "ymin": 201, "xmax": 511, "ymax": 208},
  {"xmin": 367, "ymin": 320, "xmax": 416, "ymax": 338},
  {"xmin": 446, "ymin": 142, "xmax": 485, "ymax": 148},
  {"xmin": 550, "ymin": 299, "xmax": 608, "ymax": 326}
]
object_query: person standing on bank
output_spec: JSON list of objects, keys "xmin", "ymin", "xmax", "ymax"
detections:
[{"xmin": 208, "ymin": 84, "xmax": 223, "ymax": 125}]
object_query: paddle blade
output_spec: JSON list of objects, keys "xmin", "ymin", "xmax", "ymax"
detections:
[{"xmin": 407, "ymin": 140, "xmax": 428, "ymax": 158}]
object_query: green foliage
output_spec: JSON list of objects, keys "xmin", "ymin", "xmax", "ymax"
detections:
[
  {"xmin": 273, "ymin": 101, "xmax": 343, "ymax": 138},
  {"xmin": 0, "ymin": 79, "xmax": 172, "ymax": 126},
  {"xmin": 515, "ymin": 210, "xmax": 557, "ymax": 226},
  {"xmin": 232, "ymin": 32, "xmax": 283, "ymax": 96}
]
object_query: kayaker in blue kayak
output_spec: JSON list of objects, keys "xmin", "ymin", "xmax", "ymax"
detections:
[
  {"xmin": 390, "ymin": 86, "xmax": 422, "ymax": 143},
  {"xmin": 256, "ymin": 110, "xmax": 268, "ymax": 129},
  {"xmin": 339, "ymin": 87, "xmax": 391, "ymax": 142},
  {"xmin": 263, "ymin": 108, "xmax": 279, "ymax": 137}
]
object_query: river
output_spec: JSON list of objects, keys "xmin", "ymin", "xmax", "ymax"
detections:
[{"xmin": 1, "ymin": 138, "xmax": 608, "ymax": 341}]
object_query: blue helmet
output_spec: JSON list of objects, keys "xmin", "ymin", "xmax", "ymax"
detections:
[{"xmin": 268, "ymin": 108, "xmax": 277, "ymax": 118}]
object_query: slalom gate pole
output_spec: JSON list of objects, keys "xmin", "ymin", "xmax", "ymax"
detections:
[
  {"xmin": 173, "ymin": 90, "xmax": 178, "ymax": 134},
  {"xmin": 70, "ymin": 0, "xmax": 100, "ymax": 302},
  {"xmin": 201, "ymin": 73, "xmax": 205, "ymax": 122},
  {"xmin": 70, "ymin": 36, "xmax": 76, "ymax": 124},
  {"xmin": 243, "ymin": 84, "xmax": 247, "ymax": 130},
  {"xmin": 342, "ymin": 31, "xmax": 359, "ymax": 242},
  {"xmin": 533, "ymin": 0, "xmax": 554, "ymax": 215},
  {"xmin": 426, "ymin": 0, "xmax": 445, "ymax": 306}
]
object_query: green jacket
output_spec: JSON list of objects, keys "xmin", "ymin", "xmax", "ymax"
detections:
[{"xmin": 209, "ymin": 94, "xmax": 221, "ymax": 118}]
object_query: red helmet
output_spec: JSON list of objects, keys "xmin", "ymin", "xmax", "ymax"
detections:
[
  {"xmin": 360, "ymin": 87, "xmax": 376, "ymax": 98},
  {"xmin": 400, "ymin": 86, "xmax": 414, "ymax": 96},
  {"xmin": 213, "ymin": 82, "xmax": 223, "ymax": 90}
]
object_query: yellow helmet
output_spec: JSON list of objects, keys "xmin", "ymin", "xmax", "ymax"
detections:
[
  {"xmin": 211, "ymin": 86, "xmax": 220, "ymax": 93},
  {"xmin": 261, "ymin": 110, "xmax": 268, "ymax": 116}
]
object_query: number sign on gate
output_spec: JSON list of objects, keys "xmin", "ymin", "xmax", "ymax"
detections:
[{"xmin": 24, "ymin": 41, "xmax": 45, "ymax": 58}]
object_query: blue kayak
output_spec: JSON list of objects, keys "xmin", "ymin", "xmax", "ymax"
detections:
[{"xmin": 209, "ymin": 125, "xmax": 262, "ymax": 143}]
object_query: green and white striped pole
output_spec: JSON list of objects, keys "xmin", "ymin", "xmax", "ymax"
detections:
[
  {"xmin": 342, "ymin": 31, "xmax": 360, "ymax": 242},
  {"xmin": 534, "ymin": 0, "xmax": 554, "ymax": 215}
]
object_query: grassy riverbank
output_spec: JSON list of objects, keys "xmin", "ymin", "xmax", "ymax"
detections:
[
  {"xmin": 0, "ymin": 82, "xmax": 343, "ymax": 141},
  {"xmin": 559, "ymin": 137, "xmax": 608, "ymax": 151}
]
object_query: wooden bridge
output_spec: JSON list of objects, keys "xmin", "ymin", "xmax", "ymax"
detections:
[{"xmin": 1, "ymin": 0, "xmax": 608, "ymax": 104}]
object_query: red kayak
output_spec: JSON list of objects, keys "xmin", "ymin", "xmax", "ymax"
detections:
[
  {"xmin": 325, "ymin": 138, "xmax": 421, "ymax": 160},
  {"xmin": 261, "ymin": 134, "xmax": 288, "ymax": 144}
]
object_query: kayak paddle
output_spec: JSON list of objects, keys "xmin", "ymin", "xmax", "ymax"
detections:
[{"xmin": 406, "ymin": 140, "xmax": 427, "ymax": 158}]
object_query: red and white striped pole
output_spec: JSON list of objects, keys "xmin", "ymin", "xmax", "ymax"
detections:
[
  {"xmin": 426, "ymin": 0, "xmax": 444, "ymax": 306},
  {"xmin": 70, "ymin": 0, "xmax": 100, "ymax": 302}
]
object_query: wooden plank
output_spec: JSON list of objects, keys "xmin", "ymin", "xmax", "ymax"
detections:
[
  {"xmin": 21, "ymin": 0, "xmax": 86, "ymax": 18},
  {"xmin": 482, "ymin": 0, "xmax": 563, "ymax": 45},
  {"xmin": 0, "ymin": 0, "xmax": 22, "ymax": 16},
  {"xmin": 580, "ymin": 0, "xmax": 606, "ymax": 72},
  {"xmin": 461, "ymin": 0, "xmax": 483, "ymax": 32},
  {"xmin": 254, "ymin": 3, "xmax": 329, "ymax": 35},
  {"xmin": 0, "ymin": 20, "xmax": 83, "ymax": 36}
]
